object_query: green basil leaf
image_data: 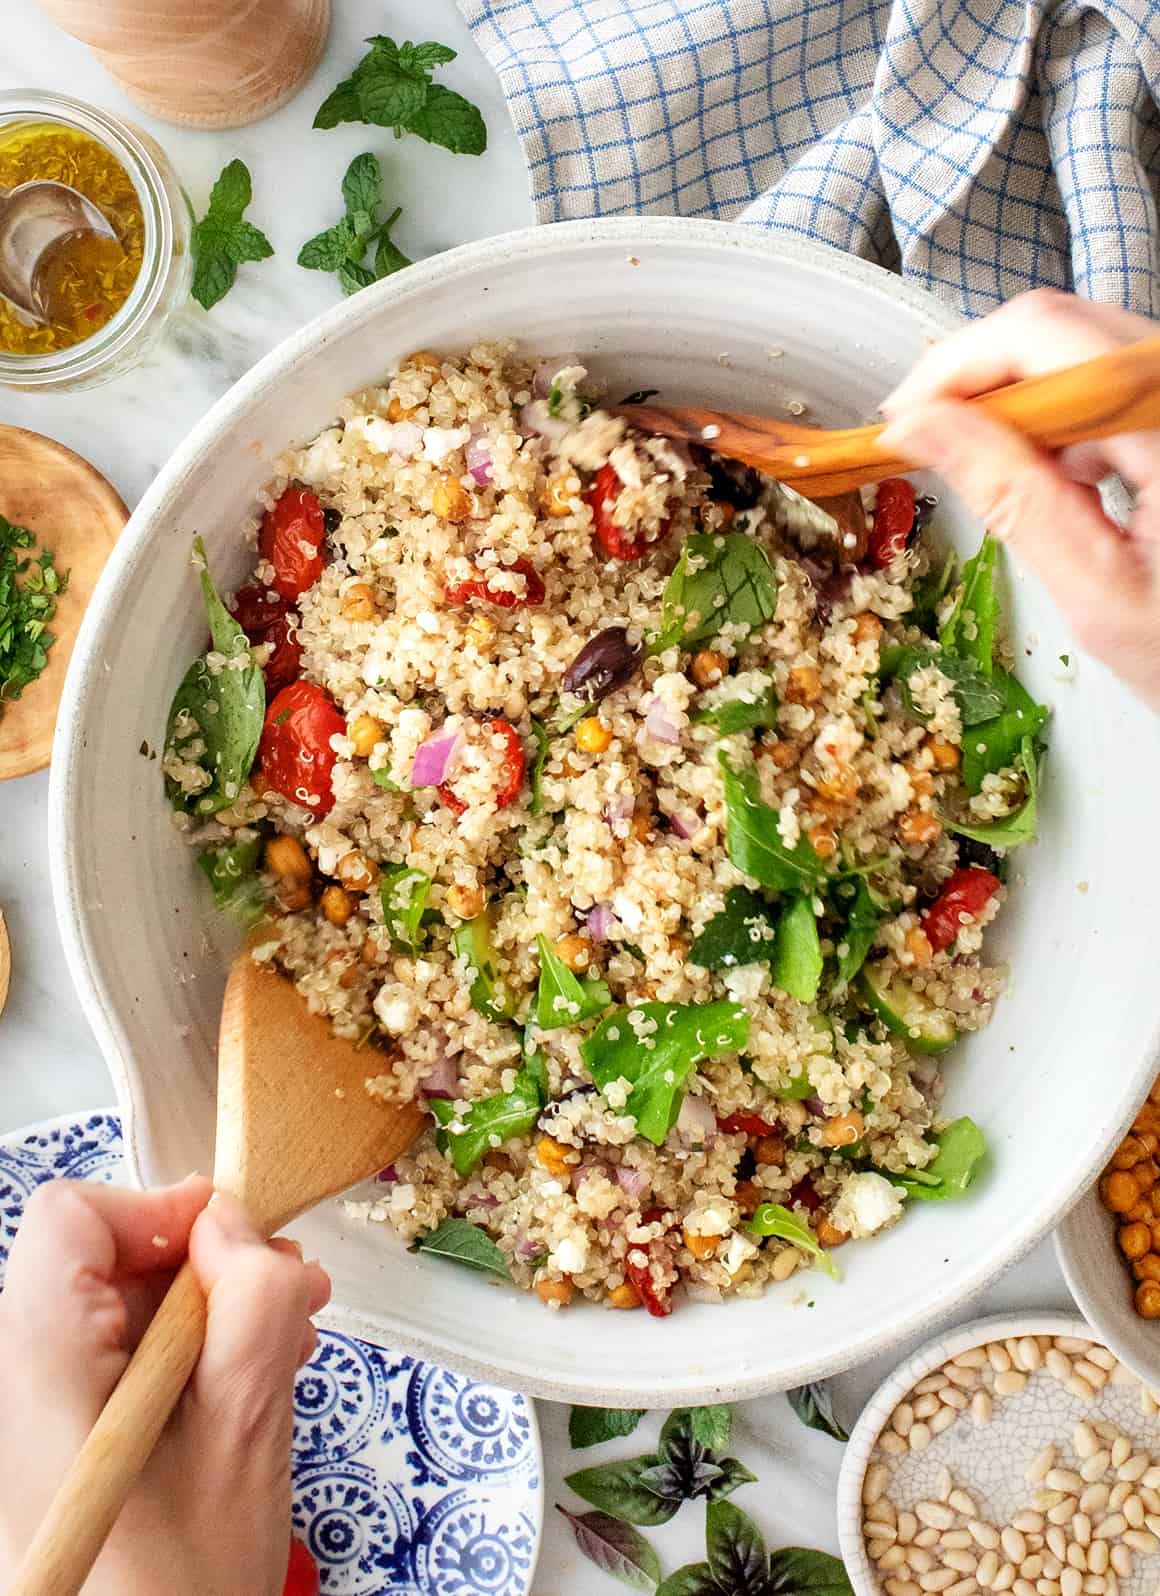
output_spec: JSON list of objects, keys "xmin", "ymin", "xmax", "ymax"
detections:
[
  {"xmin": 164, "ymin": 539, "xmax": 265, "ymax": 816},
  {"xmin": 687, "ymin": 1405, "xmax": 733, "ymax": 1451},
  {"xmin": 771, "ymin": 895, "xmax": 823, "ymax": 1003},
  {"xmin": 718, "ymin": 756, "xmax": 827, "ymax": 892},
  {"xmin": 569, "ymin": 1406, "xmax": 646, "ymax": 1450},
  {"xmin": 565, "ymin": 1456, "xmax": 680, "ymax": 1527},
  {"xmin": 688, "ymin": 888, "xmax": 778, "ymax": 971},
  {"xmin": 941, "ymin": 534, "xmax": 999, "ymax": 672},
  {"xmin": 880, "ymin": 1116, "xmax": 987, "ymax": 1201},
  {"xmin": 833, "ymin": 877, "xmax": 881, "ymax": 988},
  {"xmin": 453, "ymin": 913, "xmax": 518, "ymax": 1021},
  {"xmin": 656, "ymin": 1564, "xmax": 719, "ymax": 1596},
  {"xmin": 746, "ymin": 1203, "xmax": 839, "ymax": 1280},
  {"xmin": 692, "ymin": 678, "xmax": 779, "ymax": 736},
  {"xmin": 341, "ymin": 151, "xmax": 383, "ymax": 218},
  {"xmin": 949, "ymin": 736, "xmax": 1041, "ymax": 847},
  {"xmin": 960, "ymin": 670, "xmax": 1048, "ymax": 792},
  {"xmin": 530, "ymin": 717, "xmax": 551, "ymax": 817},
  {"xmin": 196, "ymin": 836, "xmax": 268, "ymax": 929},
  {"xmin": 582, "ymin": 1001, "xmax": 750, "ymax": 1146},
  {"xmin": 556, "ymin": 1506, "xmax": 663, "ymax": 1590},
  {"xmin": 787, "ymin": 1381, "xmax": 849, "ymax": 1442},
  {"xmin": 707, "ymin": 1457, "xmax": 759, "ymax": 1500},
  {"xmin": 429, "ymin": 1067, "xmax": 544, "ymax": 1176},
  {"xmin": 413, "ymin": 1217, "xmax": 510, "ymax": 1279},
  {"xmin": 706, "ymin": 1500, "xmax": 768, "ymax": 1596},
  {"xmin": 767, "ymin": 1546, "xmax": 854, "ymax": 1596},
  {"xmin": 651, "ymin": 533, "xmax": 777, "ymax": 654},
  {"xmin": 380, "ymin": 865, "xmax": 432, "ymax": 952},
  {"xmin": 535, "ymin": 933, "xmax": 612, "ymax": 1030}
]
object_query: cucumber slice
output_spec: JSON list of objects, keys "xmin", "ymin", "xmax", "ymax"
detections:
[{"xmin": 858, "ymin": 964, "xmax": 957, "ymax": 1055}]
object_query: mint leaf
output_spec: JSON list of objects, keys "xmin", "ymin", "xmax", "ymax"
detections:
[
  {"xmin": 581, "ymin": 1001, "xmax": 749, "ymax": 1145},
  {"xmin": 535, "ymin": 933, "xmax": 612, "ymax": 1030},
  {"xmin": 313, "ymin": 35, "xmax": 486, "ymax": 154},
  {"xmin": 556, "ymin": 1506, "xmax": 662, "ymax": 1590},
  {"xmin": 946, "ymin": 735, "xmax": 1041, "ymax": 849},
  {"xmin": 298, "ymin": 217, "xmax": 358, "ymax": 272},
  {"xmin": 406, "ymin": 82, "xmax": 488, "ymax": 154},
  {"xmin": 693, "ymin": 678, "xmax": 779, "ymax": 736},
  {"xmin": 414, "ymin": 1217, "xmax": 510, "ymax": 1279},
  {"xmin": 342, "ymin": 151, "xmax": 383, "ymax": 216},
  {"xmin": 338, "ymin": 261, "xmax": 375, "ymax": 295},
  {"xmin": 960, "ymin": 672, "xmax": 1049, "ymax": 791},
  {"xmin": 651, "ymin": 533, "xmax": 777, "ymax": 654},
  {"xmin": 358, "ymin": 70, "xmax": 429, "ymax": 129},
  {"xmin": 374, "ymin": 207, "xmax": 412, "ymax": 278},
  {"xmin": 196, "ymin": 837, "xmax": 267, "ymax": 929},
  {"xmin": 191, "ymin": 160, "xmax": 273, "ymax": 310},
  {"xmin": 399, "ymin": 39, "xmax": 457, "ymax": 74},
  {"xmin": 313, "ymin": 77, "xmax": 362, "ymax": 129},
  {"xmin": 430, "ymin": 1068, "xmax": 543, "ymax": 1176},
  {"xmin": 883, "ymin": 644, "xmax": 1005, "ymax": 727},
  {"xmin": 570, "ymin": 1406, "xmax": 646, "ymax": 1450},
  {"xmin": 771, "ymin": 895, "xmax": 823, "ymax": 1004},
  {"xmin": 689, "ymin": 887, "xmax": 778, "ymax": 971},
  {"xmin": 746, "ymin": 1203, "xmax": 839, "ymax": 1280},
  {"xmin": 300, "ymin": 153, "xmax": 409, "ymax": 296}
]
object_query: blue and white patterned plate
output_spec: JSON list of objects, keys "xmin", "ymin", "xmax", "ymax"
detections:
[{"xmin": 0, "ymin": 1114, "xmax": 543, "ymax": 1596}]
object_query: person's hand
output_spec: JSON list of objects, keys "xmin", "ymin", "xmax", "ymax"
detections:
[
  {"xmin": 0, "ymin": 1177, "xmax": 330, "ymax": 1596},
  {"xmin": 879, "ymin": 288, "xmax": 1160, "ymax": 711}
]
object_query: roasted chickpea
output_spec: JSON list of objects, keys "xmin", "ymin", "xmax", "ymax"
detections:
[
  {"xmin": 815, "ymin": 1214, "xmax": 851, "ymax": 1248},
  {"xmin": 898, "ymin": 809, "xmax": 942, "ymax": 846},
  {"xmin": 432, "ymin": 473, "xmax": 472, "ymax": 523},
  {"xmin": 535, "ymin": 1275, "xmax": 574, "ymax": 1306},
  {"xmin": 554, "ymin": 933, "xmax": 593, "ymax": 973},
  {"xmin": 266, "ymin": 834, "xmax": 311, "ymax": 880},
  {"xmin": 320, "ymin": 884, "xmax": 355, "ymax": 927},
  {"xmin": 785, "ymin": 663, "xmax": 822, "ymax": 705},
  {"xmin": 691, "ymin": 649, "xmax": 728, "ymax": 688},
  {"xmin": 348, "ymin": 714, "xmax": 385, "ymax": 758},
  {"xmin": 337, "ymin": 850, "xmax": 379, "ymax": 893}
]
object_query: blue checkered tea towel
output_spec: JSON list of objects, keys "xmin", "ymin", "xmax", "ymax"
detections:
[{"xmin": 459, "ymin": 0, "xmax": 1160, "ymax": 317}]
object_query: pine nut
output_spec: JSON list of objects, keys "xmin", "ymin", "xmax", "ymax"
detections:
[
  {"xmin": 946, "ymin": 1581, "xmax": 978, "ymax": 1596},
  {"xmin": 1123, "ymin": 1496, "xmax": 1144, "ymax": 1528},
  {"xmin": 1109, "ymin": 1546, "xmax": 1132, "ymax": 1578},
  {"xmin": 944, "ymin": 1533, "xmax": 975, "ymax": 1551},
  {"xmin": 1047, "ymin": 1472, "xmax": 1085, "ymax": 1494},
  {"xmin": 1080, "ymin": 1486, "xmax": 1109, "ymax": 1516},
  {"xmin": 973, "ymin": 1391, "xmax": 994, "ymax": 1426},
  {"xmin": 1056, "ymin": 1337, "xmax": 1093, "ymax": 1354},
  {"xmin": 1123, "ymin": 1530, "xmax": 1159, "ymax": 1554},
  {"xmin": 951, "ymin": 1493, "xmax": 980, "ymax": 1518},
  {"xmin": 1111, "ymin": 1438, "xmax": 1131, "ymax": 1469},
  {"xmin": 881, "ymin": 1548, "xmax": 909, "ymax": 1571},
  {"xmin": 915, "ymin": 1394, "xmax": 942, "ymax": 1419},
  {"xmin": 989, "ymin": 1344, "xmax": 1013, "ymax": 1373},
  {"xmin": 918, "ymin": 1571, "xmax": 956, "ymax": 1592},
  {"xmin": 898, "ymin": 1513, "xmax": 918, "ymax": 1544},
  {"xmin": 1108, "ymin": 1485, "xmax": 1131, "ymax": 1512},
  {"xmin": 971, "ymin": 1524, "xmax": 1002, "ymax": 1551},
  {"xmin": 1026, "ymin": 1537, "xmax": 1046, "ymax": 1553},
  {"xmin": 996, "ymin": 1371, "xmax": 1028, "ymax": 1397},
  {"xmin": 885, "ymin": 1581, "xmax": 921, "ymax": 1596},
  {"xmin": 1081, "ymin": 1580, "xmax": 1103, "ymax": 1596},
  {"xmin": 893, "ymin": 1402, "xmax": 916, "ymax": 1436},
  {"xmin": 910, "ymin": 1422, "xmax": 933, "ymax": 1453},
  {"xmin": 993, "ymin": 1566, "xmax": 1015, "ymax": 1592},
  {"xmin": 1146, "ymin": 1513, "xmax": 1160, "ymax": 1537},
  {"xmin": 1015, "ymin": 1581, "xmax": 1038, "ymax": 1596},
  {"xmin": 1110, "ymin": 1363, "xmax": 1137, "ymax": 1386},
  {"xmin": 1036, "ymin": 1493, "xmax": 1067, "ymax": 1514},
  {"xmin": 882, "ymin": 1432, "xmax": 909, "ymax": 1455},
  {"xmin": 1022, "ymin": 1557, "xmax": 1044, "ymax": 1579},
  {"xmin": 1014, "ymin": 1514, "xmax": 1045, "ymax": 1535},
  {"xmin": 864, "ymin": 1464, "xmax": 889, "ymax": 1504},
  {"xmin": 1118, "ymin": 1454, "xmax": 1149, "ymax": 1482},
  {"xmin": 936, "ymin": 1466, "xmax": 954, "ymax": 1502},
  {"xmin": 942, "ymin": 1388, "xmax": 970, "ymax": 1411},
  {"xmin": 1142, "ymin": 1390, "xmax": 1160, "ymax": 1416},
  {"xmin": 1046, "ymin": 1350, "xmax": 1073, "ymax": 1381},
  {"xmin": 1086, "ymin": 1543, "xmax": 1109, "ymax": 1576},
  {"xmin": 1085, "ymin": 1346, "xmax": 1116, "ymax": 1370},
  {"xmin": 1074, "ymin": 1361, "xmax": 1106, "ymax": 1389},
  {"xmin": 930, "ymin": 1408, "xmax": 957, "ymax": 1436},
  {"xmin": 1074, "ymin": 1424, "xmax": 1098, "ymax": 1459},
  {"xmin": 954, "ymin": 1348, "xmax": 989, "ymax": 1368},
  {"xmin": 1042, "ymin": 1556, "xmax": 1062, "ymax": 1579},
  {"xmin": 1006, "ymin": 1338, "xmax": 1023, "ymax": 1362},
  {"xmin": 1072, "ymin": 1515, "xmax": 1091, "ymax": 1548},
  {"xmin": 1068, "ymin": 1377, "xmax": 1096, "ymax": 1401},
  {"xmin": 1039, "ymin": 1584, "xmax": 1062, "ymax": 1596},
  {"xmin": 1080, "ymin": 1453, "xmax": 1110, "ymax": 1484},
  {"xmin": 945, "ymin": 1365, "xmax": 980, "ymax": 1389},
  {"xmin": 916, "ymin": 1373, "xmax": 949, "ymax": 1394},
  {"xmin": 1003, "ymin": 1531, "xmax": 1028, "ymax": 1564},
  {"xmin": 910, "ymin": 1549, "xmax": 937, "ymax": 1573},
  {"xmin": 866, "ymin": 1521, "xmax": 898, "ymax": 1541},
  {"xmin": 1066, "ymin": 1545, "xmax": 1087, "ymax": 1572},
  {"xmin": 1047, "ymin": 1530, "xmax": 1068, "ymax": 1562},
  {"xmin": 1142, "ymin": 1467, "xmax": 1160, "ymax": 1490},
  {"xmin": 1029, "ymin": 1449, "xmax": 1058, "ymax": 1485},
  {"xmin": 1103, "ymin": 1576, "xmax": 1117, "ymax": 1596},
  {"xmin": 947, "ymin": 1553, "xmax": 979, "ymax": 1575},
  {"xmin": 1018, "ymin": 1337, "xmax": 1043, "ymax": 1371},
  {"xmin": 1061, "ymin": 1571, "xmax": 1083, "ymax": 1596},
  {"xmin": 870, "ymin": 1538, "xmax": 896, "ymax": 1560},
  {"xmin": 1048, "ymin": 1501, "xmax": 1079, "ymax": 1527},
  {"xmin": 917, "ymin": 1502, "xmax": 955, "ymax": 1530},
  {"xmin": 1092, "ymin": 1516, "xmax": 1126, "ymax": 1541},
  {"xmin": 916, "ymin": 1529, "xmax": 941, "ymax": 1549},
  {"xmin": 977, "ymin": 1552, "xmax": 1001, "ymax": 1587}
]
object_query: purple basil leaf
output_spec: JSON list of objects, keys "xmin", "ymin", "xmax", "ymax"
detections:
[
  {"xmin": 557, "ymin": 1505, "xmax": 662, "ymax": 1590},
  {"xmin": 706, "ymin": 1500, "xmax": 769, "ymax": 1596}
]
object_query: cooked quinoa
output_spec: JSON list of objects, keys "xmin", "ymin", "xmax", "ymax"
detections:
[{"xmin": 164, "ymin": 343, "xmax": 1048, "ymax": 1315}]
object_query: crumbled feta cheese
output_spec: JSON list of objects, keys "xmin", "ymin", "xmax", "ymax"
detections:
[
  {"xmin": 552, "ymin": 1234, "xmax": 589, "ymax": 1274},
  {"xmin": 388, "ymin": 1183, "xmax": 416, "ymax": 1216},
  {"xmin": 832, "ymin": 1172, "xmax": 904, "ymax": 1236},
  {"xmin": 722, "ymin": 964, "xmax": 768, "ymax": 1003},
  {"xmin": 306, "ymin": 820, "xmax": 352, "ymax": 877},
  {"xmin": 723, "ymin": 1233, "xmax": 758, "ymax": 1274},
  {"xmin": 685, "ymin": 1199, "xmax": 732, "ymax": 1237},
  {"xmin": 611, "ymin": 893, "xmax": 644, "ymax": 932},
  {"xmin": 373, "ymin": 989, "xmax": 417, "ymax": 1034},
  {"xmin": 422, "ymin": 425, "xmax": 470, "ymax": 463}
]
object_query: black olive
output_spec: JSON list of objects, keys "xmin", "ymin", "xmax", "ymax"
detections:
[
  {"xmin": 956, "ymin": 835, "xmax": 1008, "ymax": 882},
  {"xmin": 562, "ymin": 626, "xmax": 643, "ymax": 702},
  {"xmin": 322, "ymin": 507, "xmax": 342, "ymax": 535},
  {"xmin": 913, "ymin": 493, "xmax": 939, "ymax": 534}
]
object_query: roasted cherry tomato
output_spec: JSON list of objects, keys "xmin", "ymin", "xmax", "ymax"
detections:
[
  {"xmin": 259, "ymin": 680, "xmax": 345, "ymax": 817},
  {"xmin": 230, "ymin": 583, "xmax": 287, "ymax": 636},
  {"xmin": 789, "ymin": 1176, "xmax": 822, "ymax": 1213},
  {"xmin": 586, "ymin": 463, "xmax": 672, "ymax": 561},
  {"xmin": 230, "ymin": 585, "xmax": 303, "ymax": 697},
  {"xmin": 921, "ymin": 865, "xmax": 1001, "ymax": 954},
  {"xmin": 444, "ymin": 556, "xmax": 546, "ymax": 608},
  {"xmin": 438, "ymin": 718, "xmax": 526, "ymax": 817},
  {"xmin": 282, "ymin": 1538, "xmax": 320, "ymax": 1596},
  {"xmin": 623, "ymin": 1207, "xmax": 674, "ymax": 1318},
  {"xmin": 716, "ymin": 1111, "xmax": 779, "ymax": 1137},
  {"xmin": 867, "ymin": 478, "xmax": 917, "ymax": 570},
  {"xmin": 259, "ymin": 486, "xmax": 326, "ymax": 601}
]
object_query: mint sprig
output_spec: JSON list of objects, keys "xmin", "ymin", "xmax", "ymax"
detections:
[
  {"xmin": 190, "ymin": 160, "xmax": 273, "ymax": 311},
  {"xmin": 298, "ymin": 153, "xmax": 411, "ymax": 296},
  {"xmin": 314, "ymin": 35, "xmax": 487, "ymax": 155}
]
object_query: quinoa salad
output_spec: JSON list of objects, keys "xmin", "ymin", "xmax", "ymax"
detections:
[{"xmin": 162, "ymin": 343, "xmax": 1049, "ymax": 1315}]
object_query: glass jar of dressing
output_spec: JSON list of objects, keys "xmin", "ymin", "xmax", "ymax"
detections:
[{"xmin": 0, "ymin": 91, "xmax": 190, "ymax": 391}]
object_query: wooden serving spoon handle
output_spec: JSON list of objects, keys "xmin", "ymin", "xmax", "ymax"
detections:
[
  {"xmin": 618, "ymin": 332, "xmax": 1160, "ymax": 497},
  {"xmin": 8, "ymin": 951, "xmax": 426, "ymax": 1596}
]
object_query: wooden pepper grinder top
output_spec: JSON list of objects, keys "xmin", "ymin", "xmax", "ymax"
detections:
[{"xmin": 35, "ymin": 0, "xmax": 332, "ymax": 130}]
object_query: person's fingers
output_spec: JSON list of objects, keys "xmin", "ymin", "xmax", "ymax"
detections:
[
  {"xmin": 298, "ymin": 1321, "xmax": 319, "ymax": 1369},
  {"xmin": 878, "ymin": 400, "xmax": 1149, "ymax": 641}
]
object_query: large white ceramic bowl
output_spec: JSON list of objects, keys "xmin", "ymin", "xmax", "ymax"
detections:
[{"xmin": 50, "ymin": 217, "xmax": 1160, "ymax": 1406}]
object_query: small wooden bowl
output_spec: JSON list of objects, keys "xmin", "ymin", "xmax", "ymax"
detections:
[{"xmin": 0, "ymin": 426, "xmax": 128, "ymax": 782}]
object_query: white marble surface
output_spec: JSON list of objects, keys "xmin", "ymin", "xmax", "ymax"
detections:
[{"xmin": 0, "ymin": 5, "xmax": 1075, "ymax": 1591}]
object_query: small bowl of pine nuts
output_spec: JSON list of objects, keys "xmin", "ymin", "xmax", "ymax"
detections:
[
  {"xmin": 1056, "ymin": 1079, "xmax": 1160, "ymax": 1394},
  {"xmin": 837, "ymin": 1313, "xmax": 1160, "ymax": 1596}
]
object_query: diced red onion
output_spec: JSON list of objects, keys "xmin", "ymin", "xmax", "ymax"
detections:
[
  {"xmin": 516, "ymin": 1233, "xmax": 544, "ymax": 1259},
  {"xmin": 411, "ymin": 727, "xmax": 463, "ymax": 787},
  {"xmin": 419, "ymin": 1056, "xmax": 458, "ymax": 1100},
  {"xmin": 465, "ymin": 430, "xmax": 494, "ymax": 486},
  {"xmin": 615, "ymin": 1166, "xmax": 650, "ymax": 1200},
  {"xmin": 376, "ymin": 1165, "xmax": 398, "ymax": 1184},
  {"xmin": 804, "ymin": 1095, "xmax": 826, "ymax": 1117},
  {"xmin": 467, "ymin": 1191, "xmax": 500, "ymax": 1211},
  {"xmin": 668, "ymin": 809, "xmax": 700, "ymax": 840},
  {"xmin": 676, "ymin": 1095, "xmax": 717, "ymax": 1145},
  {"xmin": 519, "ymin": 400, "xmax": 570, "ymax": 445},
  {"xmin": 605, "ymin": 794, "xmax": 635, "ymax": 826},
  {"xmin": 644, "ymin": 697, "xmax": 681, "ymax": 744},
  {"xmin": 587, "ymin": 904, "xmax": 615, "ymax": 941},
  {"xmin": 574, "ymin": 1162, "xmax": 606, "ymax": 1187},
  {"xmin": 532, "ymin": 356, "xmax": 580, "ymax": 398}
]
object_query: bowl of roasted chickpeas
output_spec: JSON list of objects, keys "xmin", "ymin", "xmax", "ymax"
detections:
[{"xmin": 1056, "ymin": 1078, "xmax": 1160, "ymax": 1392}]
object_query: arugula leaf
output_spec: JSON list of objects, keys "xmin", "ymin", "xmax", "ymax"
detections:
[
  {"xmin": 883, "ymin": 645, "xmax": 1005, "ymax": 727},
  {"xmin": 787, "ymin": 1382, "xmax": 848, "ymax": 1442},
  {"xmin": 656, "ymin": 1566, "xmax": 719, "ymax": 1596},
  {"xmin": 880, "ymin": 1116, "xmax": 986, "ymax": 1201},
  {"xmin": 196, "ymin": 837, "xmax": 268, "ymax": 928},
  {"xmin": 747, "ymin": 1203, "xmax": 838, "ymax": 1280},
  {"xmin": 692, "ymin": 679, "xmax": 779, "ymax": 736},
  {"xmin": 165, "ymin": 539, "xmax": 265, "ymax": 817},
  {"xmin": 718, "ymin": 757, "xmax": 827, "ymax": 892},
  {"xmin": 429, "ymin": 1067, "xmax": 543, "ymax": 1176},
  {"xmin": 651, "ymin": 534, "xmax": 777, "ymax": 654},
  {"xmin": 688, "ymin": 888, "xmax": 778, "ymax": 971},
  {"xmin": 941, "ymin": 535, "xmax": 999, "ymax": 672},
  {"xmin": 833, "ymin": 877, "xmax": 881, "ymax": 988},
  {"xmin": 0, "ymin": 516, "xmax": 68, "ymax": 712},
  {"xmin": 380, "ymin": 865, "xmax": 432, "ymax": 952},
  {"xmin": 535, "ymin": 933, "xmax": 612, "ymax": 1030},
  {"xmin": 556, "ymin": 1506, "xmax": 662, "ymax": 1590},
  {"xmin": 582, "ymin": 1001, "xmax": 750, "ymax": 1145},
  {"xmin": 191, "ymin": 160, "xmax": 273, "ymax": 310},
  {"xmin": 454, "ymin": 914, "xmax": 518, "ymax": 1022},
  {"xmin": 530, "ymin": 717, "xmax": 551, "ymax": 816},
  {"xmin": 766, "ymin": 1547, "xmax": 854, "ymax": 1596},
  {"xmin": 961, "ymin": 675, "xmax": 1049, "ymax": 792},
  {"xmin": 771, "ymin": 896, "xmax": 823, "ymax": 1003},
  {"xmin": 947, "ymin": 735, "xmax": 1040, "ymax": 849},
  {"xmin": 687, "ymin": 1405, "xmax": 733, "ymax": 1451},
  {"xmin": 569, "ymin": 1406, "xmax": 646, "ymax": 1450},
  {"xmin": 313, "ymin": 35, "xmax": 487, "ymax": 155},
  {"xmin": 565, "ymin": 1456, "xmax": 680, "ymax": 1526},
  {"xmin": 706, "ymin": 1500, "xmax": 768, "ymax": 1596},
  {"xmin": 413, "ymin": 1217, "xmax": 510, "ymax": 1279}
]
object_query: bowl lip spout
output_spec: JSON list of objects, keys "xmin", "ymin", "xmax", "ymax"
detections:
[{"xmin": 47, "ymin": 215, "xmax": 1160, "ymax": 1405}]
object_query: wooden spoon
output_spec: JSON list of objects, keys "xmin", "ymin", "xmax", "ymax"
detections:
[
  {"xmin": 8, "ymin": 948, "xmax": 427, "ymax": 1596},
  {"xmin": 615, "ymin": 332, "xmax": 1160, "ymax": 497}
]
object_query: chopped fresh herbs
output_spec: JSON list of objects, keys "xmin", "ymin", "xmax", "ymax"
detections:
[
  {"xmin": 688, "ymin": 888, "xmax": 778, "ymax": 971},
  {"xmin": 534, "ymin": 933, "xmax": 612, "ymax": 1030},
  {"xmin": 940, "ymin": 534, "xmax": 999, "ymax": 672},
  {"xmin": 556, "ymin": 1506, "xmax": 663, "ymax": 1590},
  {"xmin": 196, "ymin": 837, "xmax": 268, "ymax": 928},
  {"xmin": 371, "ymin": 764, "xmax": 400, "ymax": 789},
  {"xmin": 164, "ymin": 538, "xmax": 265, "ymax": 817},
  {"xmin": 746, "ymin": 1203, "xmax": 838, "ymax": 1280},
  {"xmin": 530, "ymin": 717, "xmax": 550, "ymax": 816},
  {"xmin": 430, "ymin": 1067, "xmax": 544, "ymax": 1176},
  {"xmin": 379, "ymin": 865, "xmax": 433, "ymax": 952},
  {"xmin": 880, "ymin": 1116, "xmax": 986, "ymax": 1201},
  {"xmin": 298, "ymin": 152, "xmax": 411, "ymax": 295},
  {"xmin": 770, "ymin": 896, "xmax": 823, "ymax": 1004},
  {"xmin": 650, "ymin": 534, "xmax": 777, "ymax": 655},
  {"xmin": 190, "ymin": 160, "xmax": 273, "ymax": 311},
  {"xmin": 946, "ymin": 735, "xmax": 1041, "ymax": 849},
  {"xmin": 314, "ymin": 35, "xmax": 487, "ymax": 154},
  {"xmin": 413, "ymin": 1216, "xmax": 510, "ymax": 1278},
  {"xmin": 570, "ymin": 1406, "xmax": 646, "ymax": 1450},
  {"xmin": 833, "ymin": 877, "xmax": 881, "ymax": 989},
  {"xmin": 693, "ymin": 679, "xmax": 779, "ymax": 736},
  {"xmin": 453, "ymin": 913, "xmax": 517, "ymax": 1021},
  {"xmin": 582, "ymin": 1001, "xmax": 750, "ymax": 1145},
  {"xmin": 786, "ymin": 1382, "xmax": 848, "ymax": 1442},
  {"xmin": 718, "ymin": 757, "xmax": 827, "ymax": 892},
  {"xmin": 0, "ymin": 515, "xmax": 68, "ymax": 713}
]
